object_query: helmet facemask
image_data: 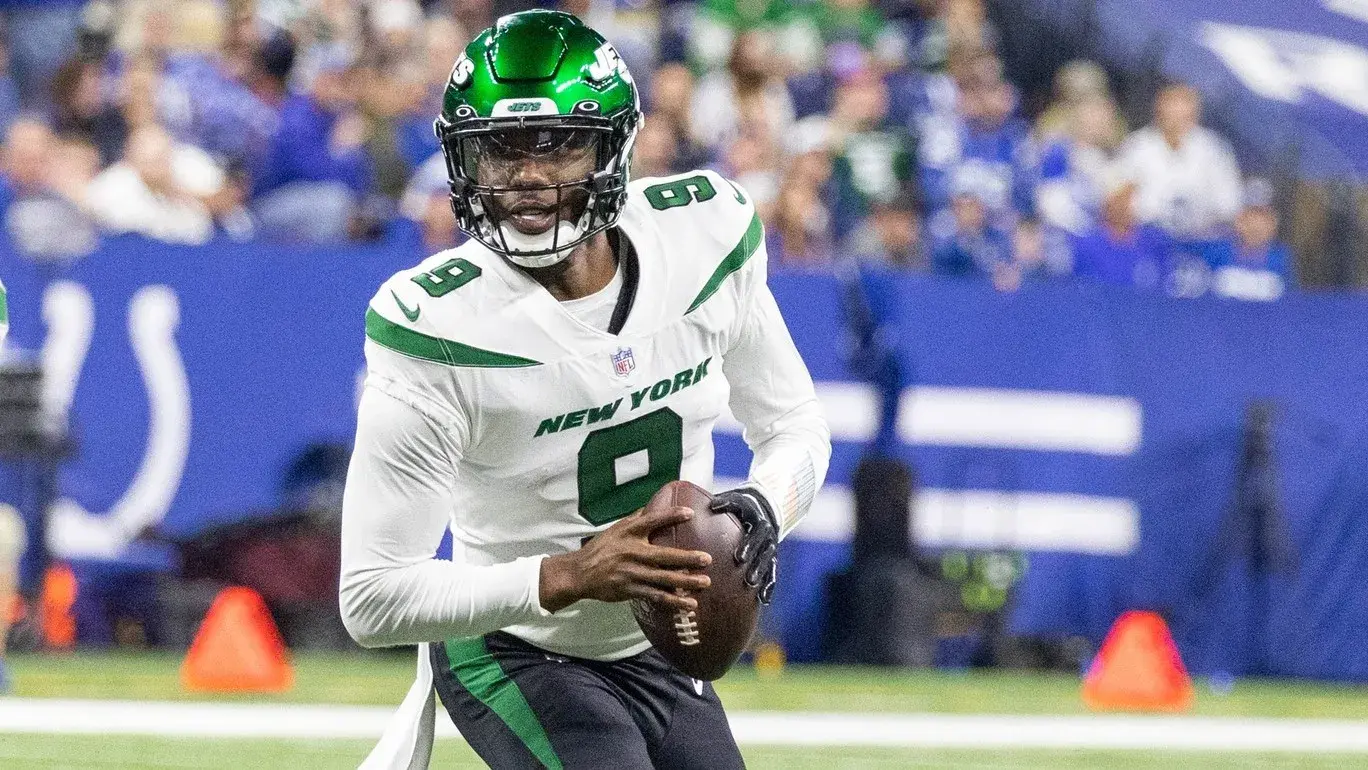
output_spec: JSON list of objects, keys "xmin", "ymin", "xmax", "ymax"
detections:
[{"xmin": 438, "ymin": 110, "xmax": 637, "ymax": 268}]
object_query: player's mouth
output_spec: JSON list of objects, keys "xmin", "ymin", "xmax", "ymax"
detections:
[{"xmin": 504, "ymin": 199, "xmax": 560, "ymax": 234}]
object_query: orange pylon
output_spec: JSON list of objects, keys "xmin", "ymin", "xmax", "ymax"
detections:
[
  {"xmin": 180, "ymin": 587, "xmax": 294, "ymax": 693},
  {"xmin": 41, "ymin": 564, "xmax": 77, "ymax": 650},
  {"xmin": 1082, "ymin": 610, "xmax": 1195, "ymax": 712}
]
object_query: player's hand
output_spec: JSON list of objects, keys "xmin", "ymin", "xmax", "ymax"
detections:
[
  {"xmin": 539, "ymin": 506, "xmax": 712, "ymax": 614},
  {"xmin": 710, "ymin": 488, "xmax": 779, "ymax": 604}
]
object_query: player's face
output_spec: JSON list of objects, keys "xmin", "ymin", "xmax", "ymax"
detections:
[{"xmin": 465, "ymin": 128, "xmax": 600, "ymax": 236}]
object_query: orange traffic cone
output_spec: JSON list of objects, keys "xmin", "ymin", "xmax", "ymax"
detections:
[
  {"xmin": 41, "ymin": 564, "xmax": 78, "ymax": 650},
  {"xmin": 1082, "ymin": 610, "xmax": 1194, "ymax": 712},
  {"xmin": 181, "ymin": 587, "xmax": 294, "ymax": 693}
]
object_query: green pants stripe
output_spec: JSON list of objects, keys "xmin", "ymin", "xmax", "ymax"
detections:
[{"xmin": 443, "ymin": 637, "xmax": 563, "ymax": 769}]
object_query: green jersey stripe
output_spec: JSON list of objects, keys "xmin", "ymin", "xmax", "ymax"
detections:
[
  {"xmin": 444, "ymin": 637, "xmax": 563, "ymax": 770},
  {"xmin": 365, "ymin": 308, "xmax": 541, "ymax": 368},
  {"xmin": 684, "ymin": 211, "xmax": 764, "ymax": 315},
  {"xmin": 0, "ymin": 280, "xmax": 7, "ymax": 324}
]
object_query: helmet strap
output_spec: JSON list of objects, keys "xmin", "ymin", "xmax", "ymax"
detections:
[{"xmin": 494, "ymin": 203, "xmax": 597, "ymax": 268}]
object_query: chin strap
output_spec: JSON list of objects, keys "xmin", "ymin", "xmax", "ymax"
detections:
[
  {"xmin": 498, "ymin": 219, "xmax": 583, "ymax": 268},
  {"xmin": 606, "ymin": 229, "xmax": 638, "ymax": 335}
]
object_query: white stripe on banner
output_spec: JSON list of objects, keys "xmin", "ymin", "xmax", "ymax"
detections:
[
  {"xmin": 718, "ymin": 384, "xmax": 1142, "ymax": 455},
  {"xmin": 714, "ymin": 383, "xmax": 1142, "ymax": 553},
  {"xmin": 913, "ymin": 489, "xmax": 1139, "ymax": 554},
  {"xmin": 898, "ymin": 387, "xmax": 1142, "ymax": 455},
  {"xmin": 715, "ymin": 382, "xmax": 880, "ymax": 443},
  {"xmin": 713, "ymin": 479, "xmax": 1139, "ymax": 555}
]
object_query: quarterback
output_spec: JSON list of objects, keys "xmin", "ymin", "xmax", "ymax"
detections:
[{"xmin": 340, "ymin": 10, "xmax": 830, "ymax": 769}]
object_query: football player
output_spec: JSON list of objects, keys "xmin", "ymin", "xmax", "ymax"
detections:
[{"xmin": 340, "ymin": 11, "xmax": 830, "ymax": 769}]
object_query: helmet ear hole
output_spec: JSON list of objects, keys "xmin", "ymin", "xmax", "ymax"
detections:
[
  {"xmin": 573, "ymin": 100, "xmax": 601, "ymax": 114},
  {"xmin": 589, "ymin": 170, "xmax": 615, "ymax": 194},
  {"xmin": 453, "ymin": 105, "xmax": 477, "ymax": 120}
]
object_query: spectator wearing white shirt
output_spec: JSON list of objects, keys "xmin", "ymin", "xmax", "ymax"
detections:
[
  {"xmin": 86, "ymin": 124, "xmax": 221, "ymax": 245},
  {"xmin": 0, "ymin": 118, "xmax": 97, "ymax": 261},
  {"xmin": 690, "ymin": 30, "xmax": 795, "ymax": 158},
  {"xmin": 1115, "ymin": 84, "xmax": 1242, "ymax": 240}
]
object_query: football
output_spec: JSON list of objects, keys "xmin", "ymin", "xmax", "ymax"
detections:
[{"xmin": 631, "ymin": 480, "xmax": 761, "ymax": 681}]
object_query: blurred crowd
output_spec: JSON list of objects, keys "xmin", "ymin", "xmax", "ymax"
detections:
[{"xmin": 0, "ymin": 0, "xmax": 1294, "ymax": 301}]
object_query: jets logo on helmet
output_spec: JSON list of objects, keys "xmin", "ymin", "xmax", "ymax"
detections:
[
  {"xmin": 587, "ymin": 43, "xmax": 630, "ymax": 84},
  {"xmin": 433, "ymin": 10, "xmax": 642, "ymax": 269},
  {"xmin": 449, "ymin": 54, "xmax": 475, "ymax": 89},
  {"xmin": 491, "ymin": 98, "xmax": 558, "ymax": 117}
]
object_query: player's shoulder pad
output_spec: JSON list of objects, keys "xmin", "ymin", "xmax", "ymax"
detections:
[
  {"xmin": 628, "ymin": 169, "xmax": 765, "ymax": 314},
  {"xmin": 364, "ymin": 243, "xmax": 541, "ymax": 370}
]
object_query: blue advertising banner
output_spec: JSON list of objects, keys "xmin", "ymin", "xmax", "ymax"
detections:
[
  {"xmin": 7, "ymin": 237, "xmax": 1368, "ymax": 680},
  {"xmin": 0, "ymin": 237, "xmax": 405, "ymax": 562},
  {"xmin": 861, "ymin": 272, "xmax": 1368, "ymax": 680}
]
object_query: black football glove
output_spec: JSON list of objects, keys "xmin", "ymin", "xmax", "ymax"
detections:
[{"xmin": 710, "ymin": 487, "xmax": 779, "ymax": 604}]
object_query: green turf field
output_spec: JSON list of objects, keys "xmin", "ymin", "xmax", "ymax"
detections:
[{"xmin": 6, "ymin": 651, "xmax": 1368, "ymax": 768}]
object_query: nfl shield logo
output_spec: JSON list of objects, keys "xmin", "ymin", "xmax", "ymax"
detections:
[{"xmin": 610, "ymin": 347, "xmax": 635, "ymax": 377}]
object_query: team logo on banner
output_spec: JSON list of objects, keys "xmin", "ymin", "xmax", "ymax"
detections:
[{"xmin": 610, "ymin": 347, "xmax": 635, "ymax": 377}]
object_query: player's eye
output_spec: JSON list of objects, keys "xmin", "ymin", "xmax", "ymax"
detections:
[{"xmin": 463, "ymin": 130, "xmax": 602, "ymax": 183}]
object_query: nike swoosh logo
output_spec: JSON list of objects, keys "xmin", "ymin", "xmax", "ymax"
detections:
[{"xmin": 391, "ymin": 290, "xmax": 421, "ymax": 322}]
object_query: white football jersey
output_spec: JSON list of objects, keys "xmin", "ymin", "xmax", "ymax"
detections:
[{"xmin": 341, "ymin": 170, "xmax": 830, "ymax": 661}]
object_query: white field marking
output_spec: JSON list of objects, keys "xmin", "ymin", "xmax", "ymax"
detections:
[
  {"xmin": 714, "ymin": 478, "xmax": 1139, "ymax": 554},
  {"xmin": 3, "ymin": 700, "xmax": 1368, "ymax": 752}
]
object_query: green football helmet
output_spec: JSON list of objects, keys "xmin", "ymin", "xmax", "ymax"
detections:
[{"xmin": 435, "ymin": 10, "xmax": 641, "ymax": 268}]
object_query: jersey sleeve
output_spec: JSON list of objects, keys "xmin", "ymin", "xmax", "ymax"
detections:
[
  {"xmin": 339, "ymin": 281, "xmax": 551, "ymax": 648},
  {"xmin": 713, "ymin": 179, "xmax": 832, "ymax": 539},
  {"xmin": 339, "ymin": 381, "xmax": 551, "ymax": 648}
]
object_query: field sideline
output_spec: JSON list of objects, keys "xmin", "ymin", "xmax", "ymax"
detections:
[{"xmin": 5, "ymin": 652, "xmax": 1368, "ymax": 768}]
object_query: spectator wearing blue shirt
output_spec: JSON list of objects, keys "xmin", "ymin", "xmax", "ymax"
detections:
[
  {"xmin": 252, "ymin": 46, "xmax": 372, "ymax": 243},
  {"xmin": 930, "ymin": 170, "xmax": 1011, "ymax": 278},
  {"xmin": 160, "ymin": 52, "xmax": 279, "ymax": 173},
  {"xmin": 1035, "ymin": 96, "xmax": 1122, "ymax": 236},
  {"xmin": 920, "ymin": 51, "xmax": 1035, "ymax": 229},
  {"xmin": 397, "ymin": 152, "xmax": 459, "ymax": 251},
  {"xmin": 0, "ymin": 39, "xmax": 20, "ymax": 135},
  {"xmin": 380, "ymin": 16, "xmax": 467, "ymax": 184},
  {"xmin": 1205, "ymin": 179, "xmax": 1294, "ymax": 301},
  {"xmin": 646, "ymin": 63, "xmax": 714, "ymax": 173},
  {"xmin": 0, "ymin": 0, "xmax": 84, "ymax": 109},
  {"xmin": 844, "ymin": 191, "xmax": 926, "ymax": 270},
  {"xmin": 1071, "ymin": 177, "xmax": 1171, "ymax": 290},
  {"xmin": 385, "ymin": 17, "xmax": 465, "ymax": 250},
  {"xmin": 992, "ymin": 218, "xmax": 1057, "ymax": 292}
]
